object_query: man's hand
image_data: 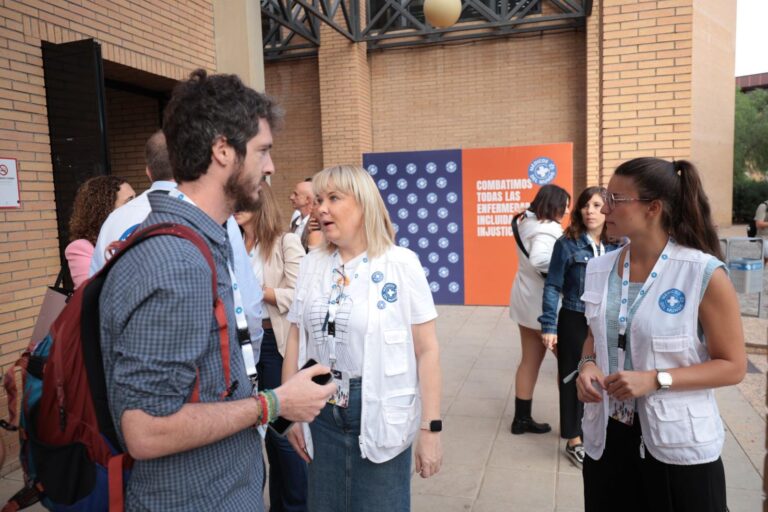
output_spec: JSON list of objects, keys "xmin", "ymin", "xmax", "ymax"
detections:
[
  {"xmin": 274, "ymin": 364, "xmax": 336, "ymax": 423},
  {"xmin": 576, "ymin": 362, "xmax": 605, "ymax": 403}
]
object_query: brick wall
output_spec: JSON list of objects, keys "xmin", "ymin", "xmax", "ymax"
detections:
[
  {"xmin": 0, "ymin": 0, "xmax": 215, "ymax": 474},
  {"xmin": 598, "ymin": 0, "xmax": 694, "ymax": 173},
  {"xmin": 106, "ymin": 87, "xmax": 162, "ymax": 194},
  {"xmin": 265, "ymin": 57, "xmax": 323, "ymax": 224},
  {"xmin": 369, "ymin": 31, "xmax": 588, "ymax": 189}
]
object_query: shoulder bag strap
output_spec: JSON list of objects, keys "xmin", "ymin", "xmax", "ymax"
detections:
[{"xmin": 512, "ymin": 213, "xmax": 530, "ymax": 259}]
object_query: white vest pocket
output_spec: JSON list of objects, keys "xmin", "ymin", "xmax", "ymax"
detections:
[
  {"xmin": 647, "ymin": 394, "xmax": 717, "ymax": 447},
  {"xmin": 651, "ymin": 335, "xmax": 691, "ymax": 369},
  {"xmin": 376, "ymin": 389, "xmax": 418, "ymax": 447}
]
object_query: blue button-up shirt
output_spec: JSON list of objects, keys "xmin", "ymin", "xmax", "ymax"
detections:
[{"xmin": 538, "ymin": 234, "xmax": 619, "ymax": 334}]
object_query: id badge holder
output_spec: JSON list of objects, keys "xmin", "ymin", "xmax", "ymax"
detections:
[
  {"xmin": 611, "ymin": 348, "xmax": 634, "ymax": 426},
  {"xmin": 328, "ymin": 369, "xmax": 350, "ymax": 408}
]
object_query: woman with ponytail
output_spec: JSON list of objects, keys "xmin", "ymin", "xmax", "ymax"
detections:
[{"xmin": 575, "ymin": 158, "xmax": 745, "ymax": 511}]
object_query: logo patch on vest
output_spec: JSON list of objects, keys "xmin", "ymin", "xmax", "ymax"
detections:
[
  {"xmin": 381, "ymin": 283, "xmax": 398, "ymax": 303},
  {"xmin": 658, "ymin": 288, "xmax": 685, "ymax": 314}
]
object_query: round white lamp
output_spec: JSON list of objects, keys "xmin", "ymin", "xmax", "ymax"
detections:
[{"xmin": 423, "ymin": 0, "xmax": 462, "ymax": 28}]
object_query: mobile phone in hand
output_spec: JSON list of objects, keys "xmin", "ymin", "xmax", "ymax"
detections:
[{"xmin": 268, "ymin": 359, "xmax": 332, "ymax": 436}]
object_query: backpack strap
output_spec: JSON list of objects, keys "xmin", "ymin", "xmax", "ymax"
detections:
[{"xmin": 108, "ymin": 453, "xmax": 133, "ymax": 512}]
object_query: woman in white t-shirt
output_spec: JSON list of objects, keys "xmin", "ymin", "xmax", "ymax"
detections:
[
  {"xmin": 509, "ymin": 184, "xmax": 570, "ymax": 435},
  {"xmin": 283, "ymin": 165, "xmax": 443, "ymax": 512}
]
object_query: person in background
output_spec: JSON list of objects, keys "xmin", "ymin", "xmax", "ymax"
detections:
[
  {"xmin": 289, "ymin": 178, "xmax": 314, "ymax": 247},
  {"xmin": 283, "ymin": 165, "xmax": 443, "ymax": 512},
  {"xmin": 508, "ymin": 184, "xmax": 570, "ymax": 435},
  {"xmin": 65, "ymin": 175, "xmax": 135, "ymax": 288},
  {"xmin": 302, "ymin": 196, "xmax": 325, "ymax": 252},
  {"xmin": 235, "ymin": 183, "xmax": 307, "ymax": 512},
  {"xmin": 539, "ymin": 186, "xmax": 617, "ymax": 466},
  {"xmin": 89, "ymin": 130, "xmax": 176, "ymax": 273},
  {"xmin": 753, "ymin": 199, "xmax": 768, "ymax": 262},
  {"xmin": 576, "ymin": 158, "xmax": 746, "ymax": 512}
]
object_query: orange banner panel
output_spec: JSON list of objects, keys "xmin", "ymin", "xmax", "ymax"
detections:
[{"xmin": 462, "ymin": 143, "xmax": 573, "ymax": 306}]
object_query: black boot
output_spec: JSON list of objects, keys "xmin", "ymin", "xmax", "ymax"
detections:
[{"xmin": 511, "ymin": 398, "xmax": 551, "ymax": 435}]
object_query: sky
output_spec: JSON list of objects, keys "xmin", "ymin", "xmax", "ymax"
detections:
[{"xmin": 735, "ymin": 0, "xmax": 768, "ymax": 77}]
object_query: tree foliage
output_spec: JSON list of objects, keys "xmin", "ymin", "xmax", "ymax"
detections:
[{"xmin": 734, "ymin": 87, "xmax": 768, "ymax": 183}]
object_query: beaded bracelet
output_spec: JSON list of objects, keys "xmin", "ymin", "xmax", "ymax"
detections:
[
  {"xmin": 252, "ymin": 389, "xmax": 281, "ymax": 426},
  {"xmin": 577, "ymin": 354, "xmax": 597, "ymax": 373}
]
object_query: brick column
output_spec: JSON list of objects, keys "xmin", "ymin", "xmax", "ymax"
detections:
[
  {"xmin": 586, "ymin": 1, "xmax": 735, "ymax": 224},
  {"xmin": 317, "ymin": 14, "xmax": 372, "ymax": 168}
]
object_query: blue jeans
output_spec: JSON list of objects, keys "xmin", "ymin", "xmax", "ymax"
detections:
[
  {"xmin": 258, "ymin": 329, "xmax": 308, "ymax": 512},
  {"xmin": 308, "ymin": 378, "xmax": 412, "ymax": 512}
]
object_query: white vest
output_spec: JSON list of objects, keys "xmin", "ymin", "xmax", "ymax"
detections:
[
  {"xmin": 580, "ymin": 243, "xmax": 724, "ymax": 465},
  {"xmin": 294, "ymin": 246, "xmax": 431, "ymax": 463}
]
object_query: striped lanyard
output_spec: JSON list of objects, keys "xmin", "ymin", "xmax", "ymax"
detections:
[
  {"xmin": 617, "ymin": 239, "xmax": 673, "ymax": 351},
  {"xmin": 168, "ymin": 189, "xmax": 258, "ymax": 385}
]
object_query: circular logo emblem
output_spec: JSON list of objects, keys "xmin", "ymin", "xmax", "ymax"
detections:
[
  {"xmin": 382, "ymin": 283, "xmax": 398, "ymax": 303},
  {"xmin": 658, "ymin": 289, "xmax": 685, "ymax": 314},
  {"xmin": 377, "ymin": 300, "xmax": 386, "ymax": 310},
  {"xmin": 377, "ymin": 179, "xmax": 388, "ymax": 190},
  {"xmin": 367, "ymin": 164, "xmax": 378, "ymax": 176},
  {"xmin": 426, "ymin": 162, "xmax": 437, "ymax": 174},
  {"xmin": 446, "ymin": 161, "xmax": 457, "ymax": 173},
  {"xmin": 372, "ymin": 271, "xmax": 384, "ymax": 283},
  {"xmin": 528, "ymin": 157, "xmax": 557, "ymax": 185},
  {"xmin": 398, "ymin": 238, "xmax": 409, "ymax": 248},
  {"xmin": 406, "ymin": 163, "xmax": 417, "ymax": 174},
  {"xmin": 386, "ymin": 164, "xmax": 397, "ymax": 175},
  {"xmin": 429, "ymin": 281, "xmax": 440, "ymax": 292},
  {"xmin": 0, "ymin": 164, "xmax": 8, "ymax": 176}
]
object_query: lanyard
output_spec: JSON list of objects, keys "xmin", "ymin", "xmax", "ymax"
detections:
[
  {"xmin": 617, "ymin": 239, "xmax": 673, "ymax": 349},
  {"xmin": 168, "ymin": 189, "xmax": 258, "ymax": 384},
  {"xmin": 323, "ymin": 252, "xmax": 349, "ymax": 369}
]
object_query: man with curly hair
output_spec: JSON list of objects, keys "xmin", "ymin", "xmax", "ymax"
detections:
[{"xmin": 98, "ymin": 70, "xmax": 335, "ymax": 511}]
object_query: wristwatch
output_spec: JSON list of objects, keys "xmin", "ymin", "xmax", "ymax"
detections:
[
  {"xmin": 656, "ymin": 370, "xmax": 673, "ymax": 390},
  {"xmin": 420, "ymin": 419, "xmax": 442, "ymax": 432}
]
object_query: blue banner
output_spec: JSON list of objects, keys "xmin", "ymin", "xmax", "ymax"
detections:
[{"xmin": 363, "ymin": 150, "xmax": 464, "ymax": 305}]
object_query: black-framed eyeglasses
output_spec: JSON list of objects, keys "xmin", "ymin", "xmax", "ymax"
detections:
[{"xmin": 601, "ymin": 190, "xmax": 653, "ymax": 211}]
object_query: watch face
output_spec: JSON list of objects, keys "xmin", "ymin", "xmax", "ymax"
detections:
[
  {"xmin": 430, "ymin": 420, "xmax": 443, "ymax": 432},
  {"xmin": 658, "ymin": 372, "xmax": 673, "ymax": 387}
]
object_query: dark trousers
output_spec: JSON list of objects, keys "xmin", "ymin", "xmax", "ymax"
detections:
[
  {"xmin": 556, "ymin": 308, "xmax": 587, "ymax": 440},
  {"xmin": 584, "ymin": 417, "xmax": 727, "ymax": 512},
  {"xmin": 258, "ymin": 329, "xmax": 308, "ymax": 512}
]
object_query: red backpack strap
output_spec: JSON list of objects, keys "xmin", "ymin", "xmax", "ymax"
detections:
[{"xmin": 108, "ymin": 453, "xmax": 134, "ymax": 512}]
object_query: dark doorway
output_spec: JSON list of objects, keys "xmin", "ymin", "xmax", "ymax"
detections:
[{"xmin": 42, "ymin": 39, "xmax": 110, "ymax": 288}]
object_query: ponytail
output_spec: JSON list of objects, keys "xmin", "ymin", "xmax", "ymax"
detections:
[
  {"xmin": 670, "ymin": 160, "xmax": 723, "ymax": 260},
  {"xmin": 614, "ymin": 157, "xmax": 723, "ymax": 260}
]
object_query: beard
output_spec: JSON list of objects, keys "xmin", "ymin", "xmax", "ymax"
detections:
[{"xmin": 225, "ymin": 160, "xmax": 261, "ymax": 213}]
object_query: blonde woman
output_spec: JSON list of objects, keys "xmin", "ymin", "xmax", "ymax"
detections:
[
  {"xmin": 235, "ymin": 183, "xmax": 307, "ymax": 511},
  {"xmin": 283, "ymin": 165, "xmax": 443, "ymax": 512}
]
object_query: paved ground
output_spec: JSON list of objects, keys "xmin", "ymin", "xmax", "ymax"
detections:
[{"xmin": 0, "ymin": 229, "xmax": 765, "ymax": 511}]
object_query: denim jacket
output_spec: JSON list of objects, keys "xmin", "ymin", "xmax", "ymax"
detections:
[{"xmin": 538, "ymin": 234, "xmax": 619, "ymax": 334}]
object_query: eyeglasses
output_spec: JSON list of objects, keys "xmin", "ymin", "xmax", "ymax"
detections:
[{"xmin": 601, "ymin": 190, "xmax": 653, "ymax": 211}]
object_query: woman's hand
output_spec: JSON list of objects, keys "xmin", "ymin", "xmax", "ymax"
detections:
[
  {"xmin": 285, "ymin": 423, "xmax": 311, "ymax": 463},
  {"xmin": 541, "ymin": 333, "xmax": 557, "ymax": 351},
  {"xmin": 604, "ymin": 370, "xmax": 657, "ymax": 401},
  {"xmin": 576, "ymin": 362, "xmax": 605, "ymax": 403},
  {"xmin": 415, "ymin": 431, "xmax": 442, "ymax": 478}
]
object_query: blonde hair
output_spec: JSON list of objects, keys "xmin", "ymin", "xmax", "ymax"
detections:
[
  {"xmin": 240, "ymin": 183, "xmax": 285, "ymax": 261},
  {"xmin": 312, "ymin": 165, "xmax": 395, "ymax": 258}
]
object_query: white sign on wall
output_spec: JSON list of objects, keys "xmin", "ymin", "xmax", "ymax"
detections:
[{"xmin": 0, "ymin": 157, "xmax": 21, "ymax": 209}]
